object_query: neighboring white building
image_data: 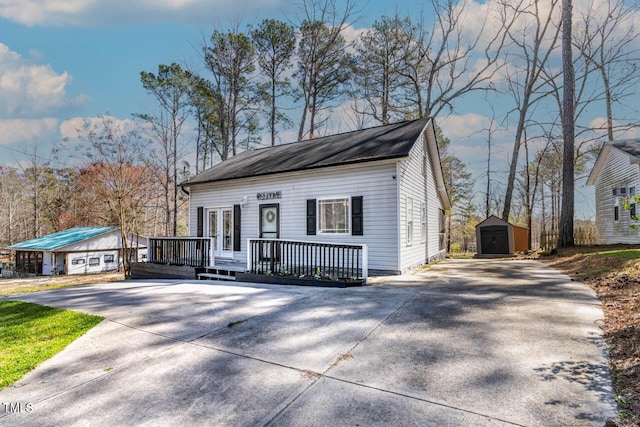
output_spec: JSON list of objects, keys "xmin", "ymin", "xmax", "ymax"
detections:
[
  {"xmin": 587, "ymin": 139, "xmax": 640, "ymax": 244},
  {"xmin": 181, "ymin": 116, "xmax": 451, "ymax": 275},
  {"xmin": 7, "ymin": 226, "xmax": 148, "ymax": 275}
]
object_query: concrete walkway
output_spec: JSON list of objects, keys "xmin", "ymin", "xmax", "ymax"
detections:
[{"xmin": 0, "ymin": 259, "xmax": 617, "ymax": 426}]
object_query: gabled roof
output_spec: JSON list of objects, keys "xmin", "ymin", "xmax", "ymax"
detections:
[
  {"xmin": 7, "ymin": 226, "xmax": 119, "ymax": 251},
  {"xmin": 476, "ymin": 215, "xmax": 510, "ymax": 228},
  {"xmin": 587, "ymin": 139, "xmax": 640, "ymax": 186},
  {"xmin": 182, "ymin": 116, "xmax": 432, "ymax": 186}
]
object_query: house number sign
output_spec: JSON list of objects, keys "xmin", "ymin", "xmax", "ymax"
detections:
[{"xmin": 257, "ymin": 191, "xmax": 282, "ymax": 200}]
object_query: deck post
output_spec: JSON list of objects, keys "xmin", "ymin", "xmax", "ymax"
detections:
[
  {"xmin": 362, "ymin": 244, "xmax": 368, "ymax": 281},
  {"xmin": 246, "ymin": 238, "xmax": 252, "ymax": 273}
]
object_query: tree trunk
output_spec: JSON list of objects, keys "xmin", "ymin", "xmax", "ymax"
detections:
[{"xmin": 558, "ymin": 0, "xmax": 575, "ymax": 248}]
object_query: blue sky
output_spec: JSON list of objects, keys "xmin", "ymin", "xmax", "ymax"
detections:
[{"xmin": 1, "ymin": 0, "xmax": 639, "ymax": 220}]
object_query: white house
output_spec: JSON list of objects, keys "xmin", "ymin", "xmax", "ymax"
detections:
[
  {"xmin": 587, "ymin": 139, "xmax": 640, "ymax": 244},
  {"xmin": 180, "ymin": 116, "xmax": 450, "ymax": 275},
  {"xmin": 7, "ymin": 226, "xmax": 148, "ymax": 275}
]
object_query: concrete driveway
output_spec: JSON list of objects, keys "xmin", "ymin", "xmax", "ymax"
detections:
[{"xmin": 1, "ymin": 259, "xmax": 617, "ymax": 426}]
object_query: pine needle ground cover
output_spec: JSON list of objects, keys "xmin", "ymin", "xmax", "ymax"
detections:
[{"xmin": 0, "ymin": 300, "xmax": 103, "ymax": 389}]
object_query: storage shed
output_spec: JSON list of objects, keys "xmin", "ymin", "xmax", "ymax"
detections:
[{"xmin": 475, "ymin": 216, "xmax": 529, "ymax": 256}]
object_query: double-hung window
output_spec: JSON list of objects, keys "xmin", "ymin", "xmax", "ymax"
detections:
[
  {"xmin": 407, "ymin": 197, "xmax": 414, "ymax": 246},
  {"xmin": 318, "ymin": 198, "xmax": 350, "ymax": 234}
]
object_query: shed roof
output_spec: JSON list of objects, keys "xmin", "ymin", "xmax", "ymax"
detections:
[
  {"xmin": 7, "ymin": 226, "xmax": 119, "ymax": 251},
  {"xmin": 182, "ymin": 116, "xmax": 431, "ymax": 186},
  {"xmin": 476, "ymin": 215, "xmax": 511, "ymax": 228}
]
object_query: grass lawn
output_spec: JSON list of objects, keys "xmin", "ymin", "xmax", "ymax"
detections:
[
  {"xmin": 539, "ymin": 245, "xmax": 640, "ymax": 426},
  {"xmin": 0, "ymin": 300, "xmax": 103, "ymax": 389}
]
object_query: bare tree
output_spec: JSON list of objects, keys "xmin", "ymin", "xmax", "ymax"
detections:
[
  {"xmin": 74, "ymin": 116, "xmax": 152, "ymax": 278},
  {"xmin": 500, "ymin": 0, "xmax": 562, "ymax": 221},
  {"xmin": 401, "ymin": 0, "xmax": 511, "ymax": 119},
  {"xmin": 575, "ymin": 0, "xmax": 640, "ymax": 141}
]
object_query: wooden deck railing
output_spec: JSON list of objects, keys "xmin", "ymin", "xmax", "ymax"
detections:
[
  {"xmin": 247, "ymin": 238, "xmax": 368, "ymax": 281},
  {"xmin": 147, "ymin": 237, "xmax": 212, "ymax": 267}
]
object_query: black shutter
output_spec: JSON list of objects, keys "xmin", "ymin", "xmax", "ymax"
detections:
[
  {"xmin": 197, "ymin": 207, "xmax": 204, "ymax": 237},
  {"xmin": 233, "ymin": 204, "xmax": 241, "ymax": 251},
  {"xmin": 306, "ymin": 199, "xmax": 316, "ymax": 235},
  {"xmin": 352, "ymin": 196, "xmax": 363, "ymax": 236}
]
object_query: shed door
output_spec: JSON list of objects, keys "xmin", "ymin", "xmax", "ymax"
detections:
[{"xmin": 480, "ymin": 226, "xmax": 509, "ymax": 254}]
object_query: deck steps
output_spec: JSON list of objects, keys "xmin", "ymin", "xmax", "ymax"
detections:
[
  {"xmin": 196, "ymin": 262, "xmax": 244, "ymax": 281},
  {"xmin": 197, "ymin": 272, "xmax": 236, "ymax": 281}
]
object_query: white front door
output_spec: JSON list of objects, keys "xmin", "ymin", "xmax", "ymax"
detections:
[{"xmin": 209, "ymin": 208, "xmax": 233, "ymax": 259}]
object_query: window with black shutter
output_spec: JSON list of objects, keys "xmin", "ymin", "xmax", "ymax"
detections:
[
  {"xmin": 351, "ymin": 196, "xmax": 363, "ymax": 236},
  {"xmin": 306, "ymin": 199, "xmax": 316, "ymax": 235},
  {"xmin": 197, "ymin": 207, "xmax": 204, "ymax": 237}
]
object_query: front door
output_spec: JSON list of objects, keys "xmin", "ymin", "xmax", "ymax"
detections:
[
  {"xmin": 209, "ymin": 208, "xmax": 233, "ymax": 259},
  {"xmin": 260, "ymin": 204, "xmax": 280, "ymax": 239},
  {"xmin": 259, "ymin": 204, "xmax": 280, "ymax": 260}
]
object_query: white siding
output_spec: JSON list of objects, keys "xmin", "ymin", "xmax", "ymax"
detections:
[
  {"xmin": 594, "ymin": 148, "xmax": 640, "ymax": 243},
  {"xmin": 397, "ymin": 131, "xmax": 445, "ymax": 270},
  {"xmin": 188, "ymin": 161, "xmax": 400, "ymax": 272},
  {"xmin": 66, "ymin": 250, "xmax": 120, "ymax": 275}
]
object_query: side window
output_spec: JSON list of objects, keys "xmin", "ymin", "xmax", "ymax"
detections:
[
  {"xmin": 104, "ymin": 254, "xmax": 115, "ymax": 263},
  {"xmin": 614, "ymin": 205, "xmax": 620, "ymax": 221},
  {"xmin": 88, "ymin": 257, "xmax": 100, "ymax": 266}
]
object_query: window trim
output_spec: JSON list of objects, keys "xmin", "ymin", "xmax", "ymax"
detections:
[{"xmin": 317, "ymin": 197, "xmax": 351, "ymax": 235}]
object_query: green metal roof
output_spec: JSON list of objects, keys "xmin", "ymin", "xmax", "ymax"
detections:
[{"xmin": 7, "ymin": 226, "xmax": 119, "ymax": 251}]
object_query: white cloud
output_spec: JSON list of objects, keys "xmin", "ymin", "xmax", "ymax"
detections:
[
  {"xmin": 59, "ymin": 115, "xmax": 142, "ymax": 140},
  {"xmin": 439, "ymin": 113, "xmax": 492, "ymax": 140},
  {"xmin": 0, "ymin": 43, "xmax": 87, "ymax": 117},
  {"xmin": 0, "ymin": 118, "xmax": 58, "ymax": 145},
  {"xmin": 0, "ymin": 0, "xmax": 286, "ymax": 26}
]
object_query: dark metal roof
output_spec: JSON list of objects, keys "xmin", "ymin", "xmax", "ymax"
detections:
[
  {"xmin": 611, "ymin": 139, "xmax": 640, "ymax": 158},
  {"xmin": 182, "ymin": 117, "xmax": 431, "ymax": 186}
]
